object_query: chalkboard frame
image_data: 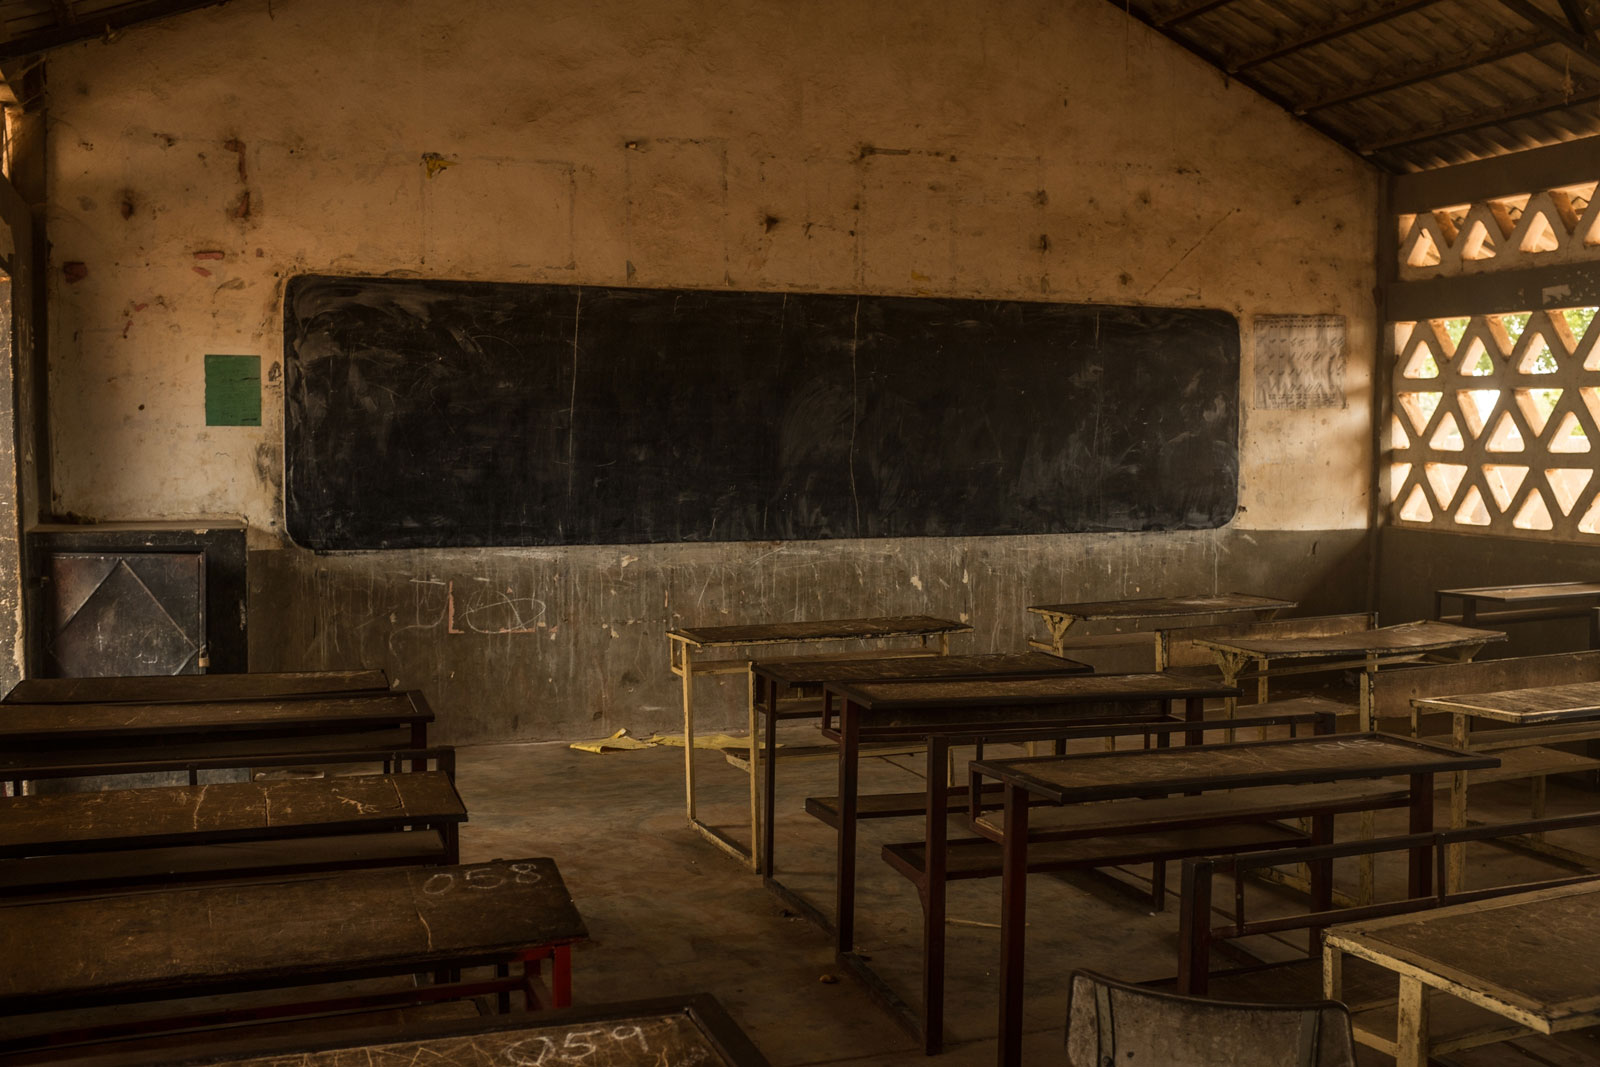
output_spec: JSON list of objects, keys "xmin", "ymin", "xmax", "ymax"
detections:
[{"xmin": 285, "ymin": 275, "xmax": 1241, "ymax": 550}]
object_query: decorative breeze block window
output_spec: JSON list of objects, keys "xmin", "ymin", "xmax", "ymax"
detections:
[
  {"xmin": 1398, "ymin": 183, "xmax": 1599, "ymax": 279},
  {"xmin": 1391, "ymin": 308, "xmax": 1600, "ymax": 538}
]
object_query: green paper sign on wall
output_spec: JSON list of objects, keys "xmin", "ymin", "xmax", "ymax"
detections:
[{"xmin": 205, "ymin": 354, "xmax": 261, "ymax": 426}]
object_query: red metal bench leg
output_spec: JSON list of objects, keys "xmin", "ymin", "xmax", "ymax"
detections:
[{"xmin": 553, "ymin": 944, "xmax": 572, "ymax": 1007}]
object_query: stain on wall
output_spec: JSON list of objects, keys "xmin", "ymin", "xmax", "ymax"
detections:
[{"xmin": 43, "ymin": 0, "xmax": 1379, "ymax": 739}]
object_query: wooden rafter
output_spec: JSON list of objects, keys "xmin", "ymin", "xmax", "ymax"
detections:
[
  {"xmin": 1362, "ymin": 83, "xmax": 1600, "ymax": 151},
  {"xmin": 0, "ymin": 0, "xmax": 236, "ymax": 61},
  {"xmin": 1297, "ymin": 33, "xmax": 1553, "ymax": 113},
  {"xmin": 1495, "ymin": 0, "xmax": 1600, "ymax": 72},
  {"xmin": 1154, "ymin": 0, "xmax": 1240, "ymax": 27},
  {"xmin": 1553, "ymin": 0, "xmax": 1597, "ymax": 44},
  {"xmin": 1100, "ymin": 0, "xmax": 1371, "ymax": 161},
  {"xmin": 1229, "ymin": 0, "xmax": 1444, "ymax": 72}
]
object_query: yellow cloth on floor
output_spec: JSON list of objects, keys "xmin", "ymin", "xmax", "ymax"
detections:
[
  {"xmin": 649, "ymin": 732, "xmax": 779, "ymax": 751},
  {"xmin": 568, "ymin": 729, "xmax": 779, "ymax": 753},
  {"xmin": 568, "ymin": 728, "xmax": 656, "ymax": 753}
]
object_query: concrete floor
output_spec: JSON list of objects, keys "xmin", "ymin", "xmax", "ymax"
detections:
[{"xmin": 450, "ymin": 726, "xmax": 1600, "ymax": 1066}]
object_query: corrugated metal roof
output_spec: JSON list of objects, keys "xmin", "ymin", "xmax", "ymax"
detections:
[{"xmin": 1120, "ymin": 0, "xmax": 1600, "ymax": 170}]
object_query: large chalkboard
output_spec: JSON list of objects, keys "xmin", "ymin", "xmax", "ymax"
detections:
[{"xmin": 284, "ymin": 276, "xmax": 1239, "ymax": 549}]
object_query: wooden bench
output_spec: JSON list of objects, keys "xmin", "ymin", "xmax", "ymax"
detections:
[
  {"xmin": 43, "ymin": 994, "xmax": 772, "ymax": 1067},
  {"xmin": 1434, "ymin": 581, "xmax": 1600, "ymax": 648},
  {"xmin": 751, "ymin": 651, "xmax": 1090, "ymax": 874},
  {"xmin": 803, "ymin": 699, "xmax": 1341, "ymax": 829},
  {"xmin": 0, "ymin": 766, "xmax": 465, "ymax": 898},
  {"xmin": 1025, "ymin": 592, "xmax": 1297, "ymax": 665},
  {"xmin": 2, "ymin": 669, "xmax": 391, "ymax": 705},
  {"xmin": 0, "ymin": 690, "xmax": 435, "ymax": 790},
  {"xmin": 0, "ymin": 858, "xmax": 587, "ymax": 1055},
  {"xmin": 1175, "ymin": 808, "xmax": 1600, "ymax": 998}
]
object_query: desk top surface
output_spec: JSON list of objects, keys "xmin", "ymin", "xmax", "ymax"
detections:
[
  {"xmin": 970, "ymin": 733, "xmax": 1497, "ymax": 804},
  {"xmin": 1326, "ymin": 879, "xmax": 1600, "ymax": 1032},
  {"xmin": 1436, "ymin": 581, "xmax": 1600, "ymax": 604},
  {"xmin": 66, "ymin": 995, "xmax": 770, "ymax": 1067},
  {"xmin": 2, "ymin": 671, "xmax": 391, "ymax": 706},
  {"xmin": 1026, "ymin": 592, "xmax": 1295, "ymax": 621},
  {"xmin": 0, "ymin": 691, "xmax": 430, "ymax": 741},
  {"xmin": 828, "ymin": 670, "xmax": 1240, "ymax": 712},
  {"xmin": 1413, "ymin": 679, "xmax": 1600, "ymax": 722},
  {"xmin": 1191, "ymin": 620, "xmax": 1505, "ymax": 659},
  {"xmin": 752, "ymin": 651, "xmax": 1090, "ymax": 686},
  {"xmin": 667, "ymin": 615, "xmax": 970, "ymax": 648},
  {"xmin": 0, "ymin": 858, "xmax": 585, "ymax": 1009},
  {"xmin": 0, "ymin": 772, "xmax": 465, "ymax": 854}
]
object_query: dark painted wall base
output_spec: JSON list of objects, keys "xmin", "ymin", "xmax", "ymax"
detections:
[
  {"xmin": 248, "ymin": 526, "xmax": 1372, "ymax": 744},
  {"xmin": 1378, "ymin": 526, "xmax": 1600, "ymax": 657}
]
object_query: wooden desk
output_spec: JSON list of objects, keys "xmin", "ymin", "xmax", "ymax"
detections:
[
  {"xmin": 750, "ymin": 651, "xmax": 1091, "ymax": 880},
  {"xmin": 53, "ymin": 994, "xmax": 771, "ymax": 1067},
  {"xmin": 1026, "ymin": 592, "xmax": 1295, "ymax": 663},
  {"xmin": 971, "ymin": 734, "xmax": 1498, "ymax": 1067},
  {"xmin": 665, "ymin": 615, "xmax": 971, "ymax": 869},
  {"xmin": 3, "ymin": 670, "xmax": 391, "ymax": 705},
  {"xmin": 0, "ymin": 771, "xmax": 466, "ymax": 896},
  {"xmin": 1415, "ymin": 679, "xmax": 1600, "ymax": 890},
  {"xmin": 793, "ymin": 672, "xmax": 1240, "ymax": 1048},
  {"xmin": 1193, "ymin": 621, "xmax": 1506, "ymax": 731},
  {"xmin": 1325, "ymin": 879, "xmax": 1600, "ymax": 1067},
  {"xmin": 1435, "ymin": 581, "xmax": 1600, "ymax": 648},
  {"xmin": 0, "ymin": 858, "xmax": 587, "ymax": 1053},
  {"xmin": 0, "ymin": 691, "xmax": 434, "ymax": 787}
]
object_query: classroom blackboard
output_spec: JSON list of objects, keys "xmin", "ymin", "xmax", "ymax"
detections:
[{"xmin": 284, "ymin": 276, "xmax": 1239, "ymax": 549}]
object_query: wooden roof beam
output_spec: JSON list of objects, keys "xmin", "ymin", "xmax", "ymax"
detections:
[
  {"xmin": 0, "ymin": 0, "xmax": 235, "ymax": 62},
  {"xmin": 1495, "ymin": 0, "xmax": 1600, "ymax": 72},
  {"xmin": 1297, "ymin": 32, "xmax": 1553, "ymax": 112},
  {"xmin": 1154, "ymin": 0, "xmax": 1240, "ymax": 27},
  {"xmin": 1230, "ymin": 0, "xmax": 1443, "ymax": 73},
  {"xmin": 1553, "ymin": 0, "xmax": 1599, "ymax": 46},
  {"xmin": 1362, "ymin": 83, "xmax": 1600, "ymax": 152}
]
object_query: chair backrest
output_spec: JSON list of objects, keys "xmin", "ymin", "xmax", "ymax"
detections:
[{"xmin": 1065, "ymin": 971, "xmax": 1357, "ymax": 1067}]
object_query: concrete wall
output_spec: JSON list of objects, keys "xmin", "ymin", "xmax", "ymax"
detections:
[{"xmin": 41, "ymin": 0, "xmax": 1379, "ymax": 741}]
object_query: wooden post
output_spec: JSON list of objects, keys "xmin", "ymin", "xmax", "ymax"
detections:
[
  {"xmin": 1396, "ymin": 974, "xmax": 1431, "ymax": 1067},
  {"xmin": 680, "ymin": 642, "xmax": 696, "ymax": 823},
  {"xmin": 997, "ymin": 782, "xmax": 1030, "ymax": 1067},
  {"xmin": 746, "ymin": 667, "xmax": 760, "ymax": 873},
  {"xmin": 1449, "ymin": 711, "xmax": 1471, "ymax": 893}
]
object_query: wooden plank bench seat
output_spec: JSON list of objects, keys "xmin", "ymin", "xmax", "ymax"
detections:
[
  {"xmin": 0, "ymin": 692, "xmax": 436, "ymax": 789},
  {"xmin": 883, "ymin": 821, "xmax": 1309, "ymax": 881},
  {"xmin": 1449, "ymin": 744, "xmax": 1600, "ymax": 785},
  {"xmin": 0, "ymin": 771, "xmax": 466, "ymax": 898},
  {"xmin": 2, "ymin": 670, "xmax": 391, "ymax": 705},
  {"xmin": 41, "ymin": 994, "xmax": 773, "ymax": 1067},
  {"xmin": 0, "ymin": 829, "xmax": 453, "ymax": 898},
  {"xmin": 807, "ymin": 783, "xmax": 1004, "ymax": 826},
  {"xmin": 970, "ymin": 780, "xmax": 1412, "ymax": 840},
  {"xmin": 0, "ymin": 858, "xmax": 587, "ymax": 1054},
  {"xmin": 0, "ymin": 740, "xmax": 451, "ymax": 786},
  {"xmin": 802, "ymin": 703, "xmax": 1343, "ymax": 830}
]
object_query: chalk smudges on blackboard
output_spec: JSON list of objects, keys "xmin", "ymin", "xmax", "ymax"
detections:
[{"xmin": 284, "ymin": 275, "xmax": 1240, "ymax": 549}]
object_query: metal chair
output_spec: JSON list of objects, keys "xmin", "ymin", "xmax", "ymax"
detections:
[{"xmin": 1065, "ymin": 970, "xmax": 1357, "ymax": 1067}]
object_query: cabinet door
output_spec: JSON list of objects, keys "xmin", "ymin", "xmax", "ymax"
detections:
[{"xmin": 44, "ymin": 552, "xmax": 206, "ymax": 677}]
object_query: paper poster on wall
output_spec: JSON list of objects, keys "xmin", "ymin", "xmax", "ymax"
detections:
[{"xmin": 1253, "ymin": 314, "xmax": 1346, "ymax": 409}]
